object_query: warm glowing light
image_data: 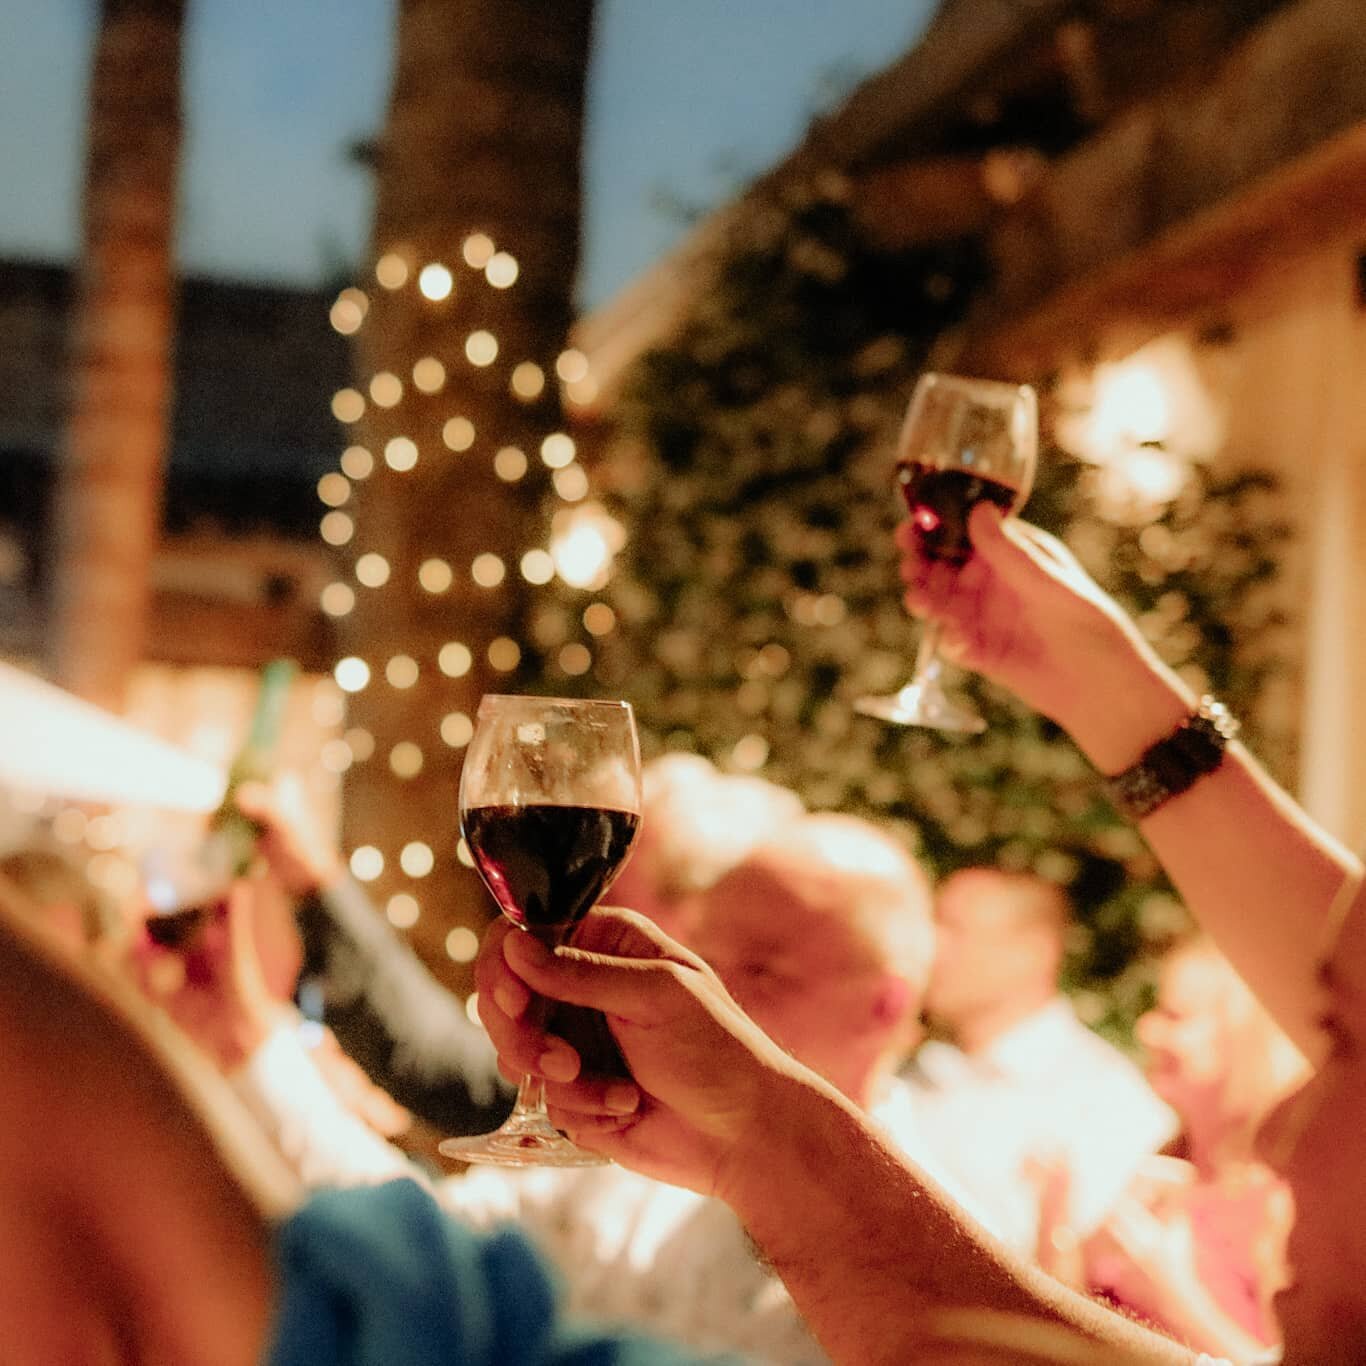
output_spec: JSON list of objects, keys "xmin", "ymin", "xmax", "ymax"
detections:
[
  {"xmin": 419, "ymin": 558, "xmax": 453, "ymax": 593},
  {"xmin": 485, "ymin": 251, "xmax": 518, "ymax": 288},
  {"xmin": 85, "ymin": 813, "xmax": 122, "ymax": 851},
  {"xmin": 412, "ymin": 357, "xmax": 446, "ymax": 393},
  {"xmin": 320, "ymin": 511, "xmax": 354, "ymax": 546},
  {"xmin": 493, "ymin": 446, "xmax": 527, "ymax": 481},
  {"xmin": 462, "ymin": 233, "xmax": 495, "ymax": 268},
  {"xmin": 387, "ymin": 894, "xmax": 420, "ymax": 928},
  {"xmin": 350, "ymin": 845, "xmax": 384, "ymax": 881},
  {"xmin": 565, "ymin": 374, "xmax": 599, "ymax": 408},
  {"xmin": 540, "ymin": 432, "xmax": 575, "ymax": 468},
  {"xmin": 442, "ymin": 417, "xmax": 476, "ymax": 452},
  {"xmin": 456, "ymin": 836, "xmax": 475, "ymax": 868},
  {"xmin": 375, "ymin": 253, "xmax": 408, "ymax": 289},
  {"xmin": 330, "ymin": 292, "xmax": 365, "ymax": 335},
  {"xmin": 369, "ymin": 371, "xmax": 403, "ymax": 407},
  {"xmin": 389, "ymin": 741, "xmax": 424, "ymax": 778},
  {"xmin": 440, "ymin": 711, "xmax": 474, "ymax": 747},
  {"xmin": 385, "ymin": 654, "xmax": 419, "ymax": 689},
  {"xmin": 384, "ymin": 890, "xmax": 415, "ymax": 924},
  {"xmin": 471, "ymin": 553, "xmax": 506, "ymax": 588},
  {"xmin": 510, "ymin": 362, "xmax": 545, "ymax": 400},
  {"xmin": 355, "ymin": 553, "xmax": 391, "ymax": 588},
  {"xmin": 732, "ymin": 734, "xmax": 770, "ymax": 771},
  {"xmin": 344, "ymin": 727, "xmax": 374, "ymax": 761},
  {"xmin": 550, "ymin": 503, "xmax": 625, "ymax": 589},
  {"xmin": 320, "ymin": 739, "xmax": 353, "ymax": 774},
  {"xmin": 555, "ymin": 349, "xmax": 589, "ymax": 384},
  {"xmin": 487, "ymin": 637, "xmax": 521, "ymax": 672},
  {"xmin": 552, "ymin": 464, "xmax": 589, "ymax": 502},
  {"xmin": 340, "ymin": 445, "xmax": 374, "ymax": 480},
  {"xmin": 520, "ymin": 549, "xmax": 555, "ymax": 584},
  {"xmin": 334, "ymin": 657, "xmax": 370, "ymax": 693},
  {"xmin": 583, "ymin": 602, "xmax": 616, "ymax": 636},
  {"xmin": 438, "ymin": 642, "xmax": 472, "ymax": 678},
  {"xmin": 558, "ymin": 643, "xmax": 592, "ymax": 676},
  {"xmin": 465, "ymin": 331, "xmax": 498, "ymax": 366},
  {"xmin": 384, "ymin": 436, "xmax": 419, "ymax": 472},
  {"xmin": 330, "ymin": 389, "xmax": 365, "ymax": 423},
  {"xmin": 445, "ymin": 926, "xmax": 479, "ymax": 963},
  {"xmin": 320, "ymin": 582, "xmax": 356, "ymax": 617},
  {"xmin": 317, "ymin": 472, "xmax": 351, "ymax": 507},
  {"xmin": 418, "ymin": 263, "xmax": 453, "ymax": 301},
  {"xmin": 400, "ymin": 841, "xmax": 434, "ymax": 877}
]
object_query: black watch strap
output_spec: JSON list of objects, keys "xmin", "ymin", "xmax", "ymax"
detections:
[{"xmin": 1102, "ymin": 696, "xmax": 1239, "ymax": 822}]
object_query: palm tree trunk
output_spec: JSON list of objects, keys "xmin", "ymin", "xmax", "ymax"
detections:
[
  {"xmin": 341, "ymin": 0, "xmax": 595, "ymax": 976},
  {"xmin": 49, "ymin": 0, "xmax": 184, "ymax": 712}
]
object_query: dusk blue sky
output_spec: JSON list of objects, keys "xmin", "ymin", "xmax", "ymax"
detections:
[{"xmin": 0, "ymin": 1, "xmax": 936, "ymax": 311}]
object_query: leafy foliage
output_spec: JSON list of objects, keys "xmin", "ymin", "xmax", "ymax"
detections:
[{"xmin": 524, "ymin": 174, "xmax": 1293, "ymax": 1041}]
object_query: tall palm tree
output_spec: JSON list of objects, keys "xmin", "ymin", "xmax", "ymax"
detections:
[
  {"xmin": 341, "ymin": 0, "xmax": 596, "ymax": 973},
  {"xmin": 49, "ymin": 0, "xmax": 185, "ymax": 712}
]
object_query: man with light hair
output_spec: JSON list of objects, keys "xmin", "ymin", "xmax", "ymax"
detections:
[
  {"xmin": 906, "ymin": 866, "xmax": 1177, "ymax": 1257},
  {"xmin": 607, "ymin": 753, "xmax": 805, "ymax": 941},
  {"xmin": 445, "ymin": 811, "xmax": 1000, "ymax": 1364}
]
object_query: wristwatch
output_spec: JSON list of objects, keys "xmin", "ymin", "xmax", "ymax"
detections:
[{"xmin": 1102, "ymin": 695, "xmax": 1240, "ymax": 821}]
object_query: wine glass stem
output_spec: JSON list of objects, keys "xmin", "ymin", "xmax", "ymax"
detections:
[
  {"xmin": 909, "ymin": 619, "xmax": 945, "ymax": 690},
  {"xmin": 514, "ymin": 1072, "xmax": 551, "ymax": 1121}
]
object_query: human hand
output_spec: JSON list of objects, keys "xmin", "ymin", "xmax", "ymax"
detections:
[
  {"xmin": 897, "ymin": 505, "xmax": 1189, "ymax": 770},
  {"xmin": 1083, "ymin": 1198, "xmax": 1200, "ymax": 1323},
  {"xmin": 474, "ymin": 907, "xmax": 820, "ymax": 1198},
  {"xmin": 131, "ymin": 879, "xmax": 282, "ymax": 1071},
  {"xmin": 233, "ymin": 776, "xmax": 342, "ymax": 898}
]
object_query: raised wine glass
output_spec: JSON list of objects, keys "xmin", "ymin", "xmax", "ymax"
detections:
[
  {"xmin": 439, "ymin": 694, "xmax": 642, "ymax": 1167},
  {"xmin": 854, "ymin": 372, "xmax": 1037, "ymax": 732}
]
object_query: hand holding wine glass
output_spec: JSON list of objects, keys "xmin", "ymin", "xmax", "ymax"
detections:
[
  {"xmin": 856, "ymin": 372, "xmax": 1038, "ymax": 732},
  {"xmin": 440, "ymin": 694, "xmax": 642, "ymax": 1167}
]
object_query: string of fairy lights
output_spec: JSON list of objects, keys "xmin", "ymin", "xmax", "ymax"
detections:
[{"xmin": 317, "ymin": 232, "xmax": 623, "ymax": 972}]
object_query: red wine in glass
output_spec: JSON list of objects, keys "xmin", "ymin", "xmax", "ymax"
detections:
[
  {"xmin": 462, "ymin": 803, "xmax": 640, "ymax": 943},
  {"xmin": 144, "ymin": 903, "xmax": 215, "ymax": 950},
  {"xmin": 897, "ymin": 464, "xmax": 1020, "ymax": 567}
]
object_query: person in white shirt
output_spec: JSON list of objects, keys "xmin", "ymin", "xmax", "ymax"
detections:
[
  {"xmin": 446, "ymin": 811, "xmax": 1000, "ymax": 1363},
  {"xmin": 906, "ymin": 865, "xmax": 1177, "ymax": 1255}
]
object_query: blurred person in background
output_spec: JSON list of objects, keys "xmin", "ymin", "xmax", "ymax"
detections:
[
  {"xmin": 608, "ymin": 753, "xmax": 806, "ymax": 942},
  {"xmin": 442, "ymin": 811, "xmax": 993, "ymax": 1363},
  {"xmin": 906, "ymin": 865, "xmax": 1177, "ymax": 1257},
  {"xmin": 1043, "ymin": 935, "xmax": 1307, "ymax": 1360},
  {"xmin": 0, "ymin": 844, "xmax": 126, "ymax": 968}
]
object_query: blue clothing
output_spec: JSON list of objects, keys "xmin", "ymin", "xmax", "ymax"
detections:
[{"xmin": 268, "ymin": 1179, "xmax": 733, "ymax": 1366}]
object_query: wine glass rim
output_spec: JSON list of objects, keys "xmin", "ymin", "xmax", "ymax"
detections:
[
  {"xmin": 476, "ymin": 693, "xmax": 634, "ymax": 712},
  {"xmin": 917, "ymin": 371, "xmax": 1036, "ymax": 401}
]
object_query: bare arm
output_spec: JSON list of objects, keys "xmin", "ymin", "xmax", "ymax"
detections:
[
  {"xmin": 477, "ymin": 911, "xmax": 1194, "ymax": 1366},
  {"xmin": 903, "ymin": 506, "xmax": 1359, "ymax": 1055}
]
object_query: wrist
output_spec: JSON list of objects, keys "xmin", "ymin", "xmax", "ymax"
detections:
[{"xmin": 1054, "ymin": 630, "xmax": 1195, "ymax": 775}]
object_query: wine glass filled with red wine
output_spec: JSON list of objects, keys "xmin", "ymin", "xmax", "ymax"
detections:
[
  {"xmin": 855, "ymin": 372, "xmax": 1037, "ymax": 732},
  {"xmin": 439, "ymin": 694, "xmax": 642, "ymax": 1167}
]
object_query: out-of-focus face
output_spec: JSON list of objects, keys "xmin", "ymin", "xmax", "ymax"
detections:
[
  {"xmin": 924, "ymin": 870, "xmax": 1049, "ymax": 1030},
  {"xmin": 1136, "ymin": 950, "xmax": 1228, "ymax": 1118},
  {"xmin": 692, "ymin": 860, "xmax": 909, "ymax": 1097},
  {"xmin": 1258, "ymin": 873, "xmax": 1366, "ymax": 1365}
]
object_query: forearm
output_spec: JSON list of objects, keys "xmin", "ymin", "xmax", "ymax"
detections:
[
  {"xmin": 1059, "ymin": 647, "xmax": 1357, "ymax": 1057},
  {"xmin": 722, "ymin": 1074, "xmax": 1192, "ymax": 1366}
]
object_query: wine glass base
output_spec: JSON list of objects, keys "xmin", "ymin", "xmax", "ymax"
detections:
[
  {"xmin": 854, "ymin": 685, "xmax": 987, "ymax": 733},
  {"xmin": 438, "ymin": 1122, "xmax": 610, "ymax": 1169}
]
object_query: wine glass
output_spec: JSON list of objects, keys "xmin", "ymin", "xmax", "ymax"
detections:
[
  {"xmin": 855, "ymin": 372, "xmax": 1037, "ymax": 732},
  {"xmin": 439, "ymin": 694, "xmax": 642, "ymax": 1167}
]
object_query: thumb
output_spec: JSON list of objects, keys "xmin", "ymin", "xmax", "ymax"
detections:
[
  {"xmin": 968, "ymin": 505, "xmax": 1083, "ymax": 603},
  {"xmin": 503, "ymin": 929, "xmax": 693, "ymax": 1027}
]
